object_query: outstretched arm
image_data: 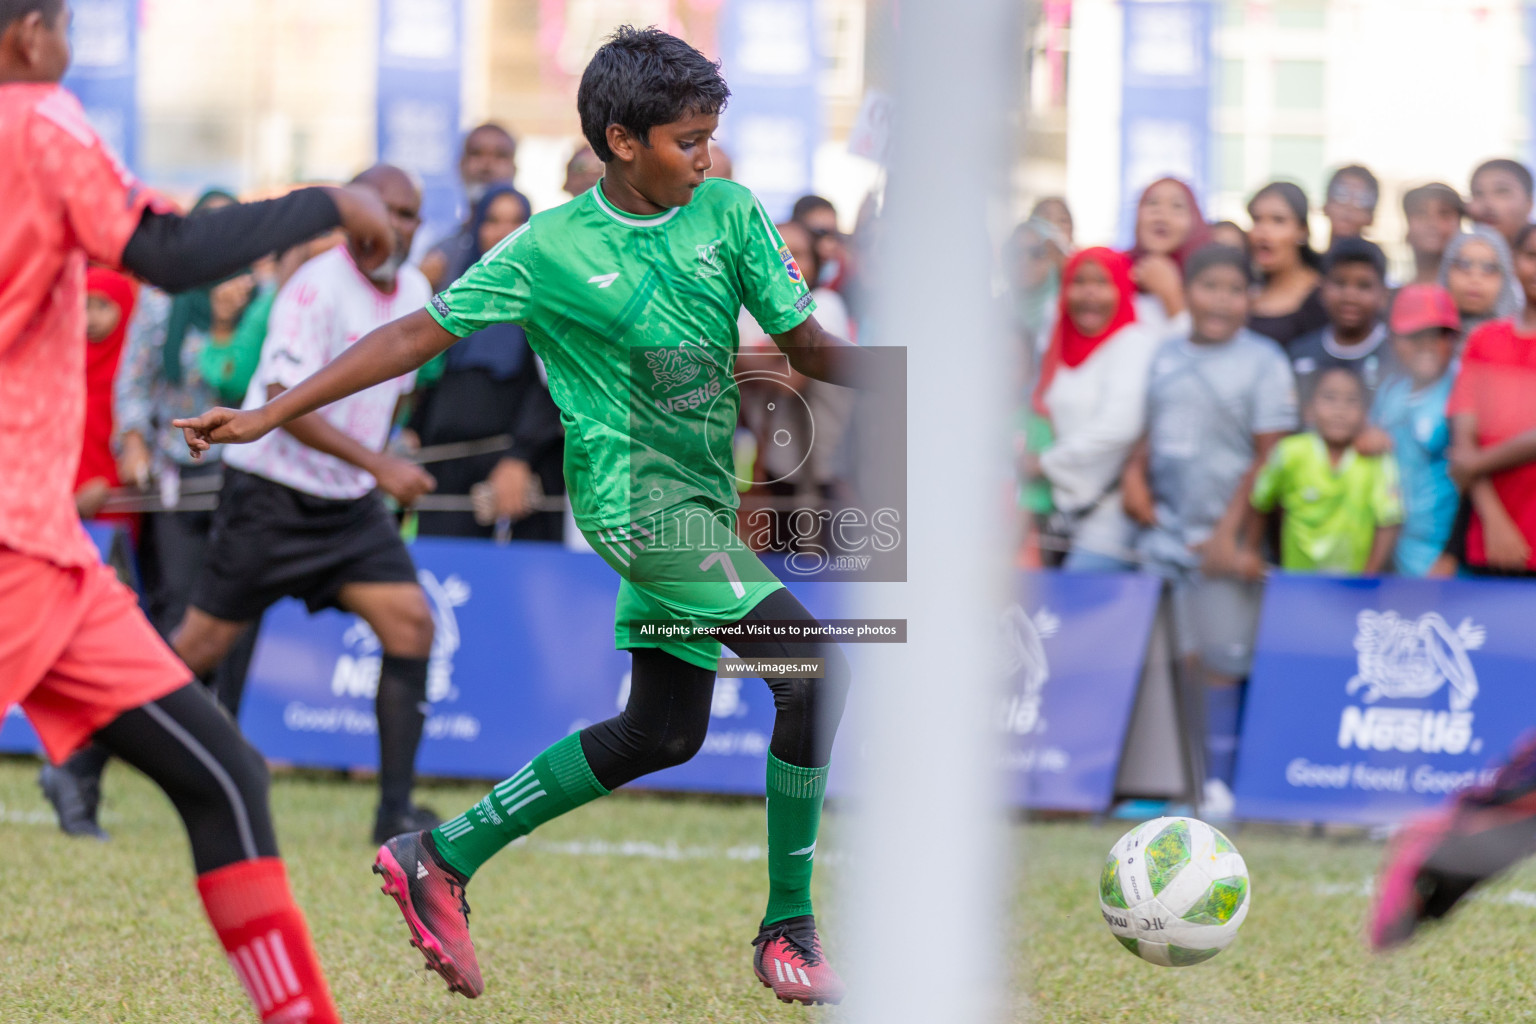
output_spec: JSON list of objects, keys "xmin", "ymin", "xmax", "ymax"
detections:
[
  {"xmin": 174, "ymin": 310, "xmax": 459, "ymax": 454},
  {"xmin": 770, "ymin": 315, "xmax": 869, "ymax": 388}
]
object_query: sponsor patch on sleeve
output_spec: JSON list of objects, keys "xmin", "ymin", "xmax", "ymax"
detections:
[
  {"xmin": 778, "ymin": 244, "xmax": 804, "ymax": 284},
  {"xmin": 430, "ymin": 294, "xmax": 452, "ymax": 319},
  {"xmin": 794, "ymin": 292, "xmax": 814, "ymax": 313}
]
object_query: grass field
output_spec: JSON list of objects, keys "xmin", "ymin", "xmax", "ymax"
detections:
[{"xmin": 3, "ymin": 758, "xmax": 1536, "ymax": 1023}]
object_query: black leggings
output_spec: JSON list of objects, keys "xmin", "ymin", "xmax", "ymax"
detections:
[
  {"xmin": 579, "ymin": 588, "xmax": 851, "ymax": 790},
  {"xmin": 92, "ymin": 684, "xmax": 278, "ymax": 874}
]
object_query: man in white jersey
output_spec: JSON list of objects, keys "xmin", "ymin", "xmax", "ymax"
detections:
[{"xmin": 174, "ymin": 165, "xmax": 443, "ymax": 843}]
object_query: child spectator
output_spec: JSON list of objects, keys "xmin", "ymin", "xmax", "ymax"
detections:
[
  {"xmin": 1441, "ymin": 225, "xmax": 1521, "ymax": 338},
  {"xmin": 1122, "ymin": 243, "xmax": 1297, "ymax": 811},
  {"xmin": 1289, "ymin": 238, "xmax": 1396, "ymax": 408},
  {"xmin": 1469, "ymin": 158, "xmax": 1534, "ymax": 249},
  {"xmin": 1323, "ymin": 164, "xmax": 1379, "ymax": 248},
  {"xmin": 1126, "ymin": 177, "xmax": 1210, "ymax": 332},
  {"xmin": 1402, "ymin": 183, "xmax": 1465, "ymax": 286},
  {"xmin": 1372, "ymin": 284, "xmax": 1462, "ymax": 576},
  {"xmin": 1444, "ymin": 223, "xmax": 1536, "ymax": 576},
  {"xmin": 1246, "ymin": 182, "xmax": 1327, "ymax": 352},
  {"xmin": 1247, "ymin": 366, "xmax": 1403, "ymax": 575}
]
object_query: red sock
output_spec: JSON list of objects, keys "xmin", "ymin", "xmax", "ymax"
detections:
[{"xmin": 196, "ymin": 858, "xmax": 340, "ymax": 1024}]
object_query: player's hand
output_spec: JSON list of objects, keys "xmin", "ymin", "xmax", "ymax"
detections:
[
  {"xmin": 117, "ymin": 431, "xmax": 153, "ymax": 489},
  {"xmin": 373, "ymin": 456, "xmax": 436, "ymax": 507},
  {"xmin": 173, "ymin": 407, "xmax": 272, "ymax": 458},
  {"xmin": 326, "ymin": 185, "xmax": 393, "ymax": 273}
]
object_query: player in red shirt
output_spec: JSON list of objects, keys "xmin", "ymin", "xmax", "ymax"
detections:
[{"xmin": 1, "ymin": 4, "xmax": 393, "ymax": 1022}]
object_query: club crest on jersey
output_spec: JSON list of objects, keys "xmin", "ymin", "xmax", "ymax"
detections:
[
  {"xmin": 778, "ymin": 244, "xmax": 804, "ymax": 284},
  {"xmin": 696, "ymin": 240, "xmax": 724, "ymax": 278}
]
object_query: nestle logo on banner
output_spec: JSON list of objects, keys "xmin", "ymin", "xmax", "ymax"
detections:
[{"xmin": 1336, "ymin": 611, "xmax": 1485, "ymax": 756}]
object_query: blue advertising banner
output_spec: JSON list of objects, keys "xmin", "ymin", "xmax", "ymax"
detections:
[
  {"xmin": 240, "ymin": 540, "xmax": 845, "ymax": 795},
  {"xmin": 717, "ymin": 0, "xmax": 821, "ymax": 222},
  {"xmin": 376, "ymin": 0, "xmax": 463, "ymax": 237},
  {"xmin": 1234, "ymin": 575, "xmax": 1536, "ymax": 825},
  {"xmin": 1117, "ymin": 0, "xmax": 1213, "ymax": 246},
  {"xmin": 1001, "ymin": 571, "xmax": 1162, "ymax": 812},
  {"xmin": 63, "ymin": 0, "xmax": 138, "ymax": 171},
  {"xmin": 0, "ymin": 524, "xmax": 122, "ymax": 754}
]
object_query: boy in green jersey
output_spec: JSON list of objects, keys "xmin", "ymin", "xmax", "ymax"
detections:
[
  {"xmin": 175, "ymin": 26, "xmax": 867, "ymax": 1007},
  {"xmin": 1246, "ymin": 366, "xmax": 1403, "ymax": 574}
]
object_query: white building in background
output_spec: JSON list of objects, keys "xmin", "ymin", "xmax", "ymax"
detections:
[{"xmin": 1063, "ymin": 0, "xmax": 1532, "ymax": 268}]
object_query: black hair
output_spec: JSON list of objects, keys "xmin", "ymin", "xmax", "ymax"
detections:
[
  {"xmin": 1030, "ymin": 196, "xmax": 1073, "ymax": 229},
  {"xmin": 463, "ymin": 122, "xmax": 516, "ymax": 151},
  {"xmin": 0, "ymin": 0, "xmax": 60, "ymax": 31},
  {"xmin": 1402, "ymin": 182, "xmax": 1465, "ymax": 219},
  {"xmin": 1515, "ymin": 223, "xmax": 1536, "ymax": 252},
  {"xmin": 1248, "ymin": 181, "xmax": 1321, "ymax": 271},
  {"xmin": 1312, "ymin": 364, "xmax": 1366, "ymax": 400},
  {"xmin": 1473, "ymin": 158, "xmax": 1534, "ymax": 199},
  {"xmin": 577, "ymin": 26, "xmax": 730, "ymax": 163},
  {"xmin": 1184, "ymin": 243, "xmax": 1254, "ymax": 287},
  {"xmin": 1327, "ymin": 164, "xmax": 1379, "ymax": 207},
  {"xmin": 1322, "ymin": 237, "xmax": 1387, "ymax": 282},
  {"xmin": 792, "ymin": 194, "xmax": 836, "ymax": 223}
]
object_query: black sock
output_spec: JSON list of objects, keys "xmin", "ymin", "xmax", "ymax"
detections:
[{"xmin": 376, "ymin": 655, "xmax": 430, "ymax": 816}]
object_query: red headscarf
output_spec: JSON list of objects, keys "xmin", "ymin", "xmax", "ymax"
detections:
[
  {"xmin": 1127, "ymin": 177, "xmax": 1211, "ymax": 274},
  {"xmin": 77, "ymin": 267, "xmax": 138, "ymax": 494},
  {"xmin": 1031, "ymin": 247, "xmax": 1138, "ymax": 415}
]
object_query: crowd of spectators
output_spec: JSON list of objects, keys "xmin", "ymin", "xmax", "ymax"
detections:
[{"xmin": 1017, "ymin": 159, "xmax": 1536, "ymax": 812}]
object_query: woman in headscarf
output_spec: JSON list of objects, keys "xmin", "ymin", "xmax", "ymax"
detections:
[
  {"xmin": 1126, "ymin": 177, "xmax": 1211, "ymax": 334},
  {"xmin": 1246, "ymin": 181, "xmax": 1328, "ymax": 352},
  {"xmin": 75, "ymin": 267, "xmax": 138, "ymax": 529},
  {"xmin": 1030, "ymin": 247, "xmax": 1162, "ymax": 571},
  {"xmin": 114, "ymin": 189, "xmax": 259, "ymax": 710},
  {"xmin": 410, "ymin": 183, "xmax": 567, "ymax": 541},
  {"xmin": 1005, "ymin": 216, "xmax": 1067, "ymax": 355},
  {"xmin": 1441, "ymin": 224, "xmax": 1522, "ymax": 339}
]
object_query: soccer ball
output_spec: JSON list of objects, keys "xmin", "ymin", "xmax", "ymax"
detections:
[{"xmin": 1098, "ymin": 816, "xmax": 1250, "ymax": 967}]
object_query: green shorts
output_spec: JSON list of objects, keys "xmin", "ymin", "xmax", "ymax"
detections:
[{"xmin": 582, "ymin": 501, "xmax": 784, "ymax": 670}]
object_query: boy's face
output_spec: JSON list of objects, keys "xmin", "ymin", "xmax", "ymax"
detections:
[
  {"xmin": 1320, "ymin": 261, "xmax": 1386, "ymax": 335},
  {"xmin": 1391, "ymin": 329, "xmax": 1455, "ymax": 388},
  {"xmin": 608, "ymin": 110, "xmax": 719, "ymax": 210},
  {"xmin": 1406, "ymin": 198, "xmax": 1461, "ymax": 258},
  {"xmin": 1445, "ymin": 237, "xmax": 1502, "ymax": 316},
  {"xmin": 1312, "ymin": 371, "xmax": 1367, "ymax": 446},
  {"xmin": 1186, "ymin": 264, "xmax": 1250, "ymax": 344},
  {"xmin": 1324, "ymin": 173, "xmax": 1376, "ymax": 240},
  {"xmin": 1470, "ymin": 168, "xmax": 1533, "ymax": 243}
]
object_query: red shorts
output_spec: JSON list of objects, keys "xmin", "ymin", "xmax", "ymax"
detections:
[{"xmin": 0, "ymin": 547, "xmax": 189, "ymax": 763}]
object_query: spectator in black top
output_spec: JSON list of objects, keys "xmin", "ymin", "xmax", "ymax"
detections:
[
  {"xmin": 1323, "ymin": 164, "xmax": 1379, "ymax": 248},
  {"xmin": 1402, "ymin": 182, "xmax": 1465, "ymax": 286},
  {"xmin": 1289, "ymin": 238, "xmax": 1397, "ymax": 410},
  {"xmin": 1469, "ymin": 157, "xmax": 1534, "ymax": 250},
  {"xmin": 410, "ymin": 183, "xmax": 564, "ymax": 542},
  {"xmin": 420, "ymin": 122, "xmax": 521, "ymax": 291},
  {"xmin": 1247, "ymin": 181, "xmax": 1327, "ymax": 352}
]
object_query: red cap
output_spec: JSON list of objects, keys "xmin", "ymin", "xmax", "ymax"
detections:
[{"xmin": 1390, "ymin": 283, "xmax": 1461, "ymax": 336}]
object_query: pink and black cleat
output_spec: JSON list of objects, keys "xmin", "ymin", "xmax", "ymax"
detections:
[
  {"xmin": 1370, "ymin": 735, "xmax": 1536, "ymax": 951},
  {"xmin": 373, "ymin": 831, "xmax": 485, "ymax": 997},
  {"xmin": 752, "ymin": 915, "xmax": 845, "ymax": 1006}
]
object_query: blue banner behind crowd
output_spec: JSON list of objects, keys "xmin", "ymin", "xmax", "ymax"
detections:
[
  {"xmin": 1234, "ymin": 574, "xmax": 1536, "ymax": 825},
  {"xmin": 375, "ymin": 0, "xmax": 463, "ymax": 235},
  {"xmin": 1002, "ymin": 571, "xmax": 1162, "ymax": 812},
  {"xmin": 1117, "ymin": 0, "xmax": 1213, "ymax": 245},
  {"xmin": 717, "ymin": 0, "xmax": 820, "ymax": 221},
  {"xmin": 63, "ymin": 0, "xmax": 138, "ymax": 171}
]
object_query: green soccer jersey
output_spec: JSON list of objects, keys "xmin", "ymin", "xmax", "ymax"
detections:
[
  {"xmin": 1250, "ymin": 432, "xmax": 1405, "ymax": 573},
  {"xmin": 426, "ymin": 178, "xmax": 816, "ymax": 530}
]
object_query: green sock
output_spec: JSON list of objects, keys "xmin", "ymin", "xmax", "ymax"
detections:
[
  {"xmin": 762, "ymin": 752, "xmax": 829, "ymax": 926},
  {"xmin": 430, "ymin": 733, "xmax": 608, "ymax": 879}
]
